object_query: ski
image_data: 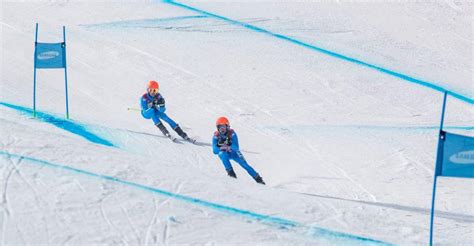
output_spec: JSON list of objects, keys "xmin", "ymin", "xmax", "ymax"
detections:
[
  {"xmin": 165, "ymin": 133, "xmax": 177, "ymax": 142},
  {"xmin": 183, "ymin": 136, "xmax": 197, "ymax": 144}
]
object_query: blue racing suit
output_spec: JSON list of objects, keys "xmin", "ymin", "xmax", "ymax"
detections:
[
  {"xmin": 140, "ymin": 93, "xmax": 177, "ymax": 128},
  {"xmin": 212, "ymin": 129, "xmax": 259, "ymax": 178}
]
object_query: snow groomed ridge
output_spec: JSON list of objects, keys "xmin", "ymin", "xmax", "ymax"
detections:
[
  {"xmin": 0, "ymin": 102, "xmax": 115, "ymax": 147},
  {"xmin": 162, "ymin": 0, "xmax": 474, "ymax": 105},
  {"xmin": 0, "ymin": 151, "xmax": 392, "ymax": 245}
]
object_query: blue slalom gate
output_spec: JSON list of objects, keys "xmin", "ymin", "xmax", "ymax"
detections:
[
  {"xmin": 33, "ymin": 23, "xmax": 70, "ymax": 119},
  {"xmin": 429, "ymin": 92, "xmax": 474, "ymax": 245}
]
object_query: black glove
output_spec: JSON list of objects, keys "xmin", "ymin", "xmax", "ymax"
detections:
[{"xmin": 153, "ymin": 97, "xmax": 165, "ymax": 109}]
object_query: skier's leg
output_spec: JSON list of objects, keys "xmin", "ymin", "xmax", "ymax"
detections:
[
  {"xmin": 226, "ymin": 168, "xmax": 236, "ymax": 178},
  {"xmin": 141, "ymin": 108, "xmax": 154, "ymax": 120},
  {"xmin": 142, "ymin": 109, "xmax": 170, "ymax": 136},
  {"xmin": 230, "ymin": 151, "xmax": 258, "ymax": 178},
  {"xmin": 155, "ymin": 121, "xmax": 171, "ymax": 137},
  {"xmin": 173, "ymin": 125, "xmax": 189, "ymax": 140},
  {"xmin": 157, "ymin": 112, "xmax": 190, "ymax": 140},
  {"xmin": 157, "ymin": 112, "xmax": 178, "ymax": 129},
  {"xmin": 218, "ymin": 151, "xmax": 235, "ymax": 177},
  {"xmin": 142, "ymin": 108, "xmax": 161, "ymax": 125},
  {"xmin": 231, "ymin": 151, "xmax": 265, "ymax": 184},
  {"xmin": 145, "ymin": 111, "xmax": 170, "ymax": 136}
]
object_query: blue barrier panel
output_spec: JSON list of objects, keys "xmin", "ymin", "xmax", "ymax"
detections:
[
  {"xmin": 438, "ymin": 132, "xmax": 474, "ymax": 178},
  {"xmin": 35, "ymin": 42, "xmax": 65, "ymax": 69}
]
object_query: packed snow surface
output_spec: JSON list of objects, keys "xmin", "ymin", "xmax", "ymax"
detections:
[{"xmin": 1, "ymin": 0, "xmax": 473, "ymax": 245}]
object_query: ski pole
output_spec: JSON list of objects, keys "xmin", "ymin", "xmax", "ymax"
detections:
[{"xmin": 127, "ymin": 107, "xmax": 141, "ymax": 112}]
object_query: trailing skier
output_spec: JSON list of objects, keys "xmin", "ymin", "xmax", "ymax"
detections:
[
  {"xmin": 212, "ymin": 116, "xmax": 265, "ymax": 185},
  {"xmin": 140, "ymin": 80, "xmax": 192, "ymax": 141}
]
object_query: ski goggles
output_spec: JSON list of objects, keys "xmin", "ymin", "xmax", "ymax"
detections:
[
  {"xmin": 217, "ymin": 124, "xmax": 228, "ymax": 133},
  {"xmin": 148, "ymin": 88, "xmax": 159, "ymax": 94}
]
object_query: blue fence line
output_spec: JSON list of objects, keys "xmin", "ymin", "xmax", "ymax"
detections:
[
  {"xmin": 0, "ymin": 102, "xmax": 114, "ymax": 147},
  {"xmin": 0, "ymin": 151, "xmax": 391, "ymax": 245},
  {"xmin": 162, "ymin": 0, "xmax": 473, "ymax": 105}
]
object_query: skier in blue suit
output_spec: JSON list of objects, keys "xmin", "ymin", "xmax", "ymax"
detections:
[
  {"xmin": 213, "ymin": 116, "xmax": 265, "ymax": 184},
  {"xmin": 140, "ymin": 80, "xmax": 191, "ymax": 141}
]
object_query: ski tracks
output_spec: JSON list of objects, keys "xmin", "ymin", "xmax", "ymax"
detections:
[
  {"xmin": 98, "ymin": 167, "xmax": 147, "ymax": 245},
  {"xmin": 1, "ymin": 153, "xmax": 54, "ymax": 244},
  {"xmin": 0, "ymin": 160, "xmax": 14, "ymax": 246},
  {"xmin": 120, "ymin": 203, "xmax": 142, "ymax": 245},
  {"xmin": 302, "ymin": 138, "xmax": 378, "ymax": 202},
  {"xmin": 159, "ymin": 181, "xmax": 185, "ymax": 245},
  {"xmin": 144, "ymin": 198, "xmax": 161, "ymax": 246},
  {"xmin": 1, "ymin": 161, "xmax": 14, "ymax": 217},
  {"xmin": 99, "ymin": 193, "xmax": 130, "ymax": 245},
  {"xmin": 161, "ymin": 218, "xmax": 169, "ymax": 246},
  {"xmin": 144, "ymin": 181, "xmax": 185, "ymax": 246}
]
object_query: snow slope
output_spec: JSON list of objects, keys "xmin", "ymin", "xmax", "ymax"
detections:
[{"xmin": 1, "ymin": 0, "xmax": 473, "ymax": 244}]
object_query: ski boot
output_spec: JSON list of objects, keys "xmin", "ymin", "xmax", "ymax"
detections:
[
  {"xmin": 156, "ymin": 122, "xmax": 175, "ymax": 140},
  {"xmin": 227, "ymin": 169, "xmax": 237, "ymax": 178},
  {"xmin": 254, "ymin": 174, "xmax": 265, "ymax": 185},
  {"xmin": 174, "ymin": 125, "xmax": 195, "ymax": 143}
]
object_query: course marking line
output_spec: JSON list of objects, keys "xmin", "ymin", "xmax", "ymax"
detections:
[
  {"xmin": 0, "ymin": 151, "xmax": 391, "ymax": 245},
  {"xmin": 162, "ymin": 0, "xmax": 473, "ymax": 105}
]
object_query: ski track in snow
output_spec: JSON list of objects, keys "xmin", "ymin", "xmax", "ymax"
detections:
[
  {"xmin": 143, "ymin": 198, "xmax": 160, "ymax": 246},
  {"xmin": 2, "ymin": 155, "xmax": 53, "ymax": 244},
  {"xmin": 0, "ymin": 159, "xmax": 15, "ymax": 246},
  {"xmin": 120, "ymin": 202, "xmax": 142, "ymax": 245},
  {"xmin": 1, "ymin": 164, "xmax": 13, "ymax": 218},
  {"xmin": 162, "ymin": 217, "xmax": 169, "ymax": 246},
  {"xmin": 100, "ymin": 194, "xmax": 130, "ymax": 245},
  {"xmin": 0, "ymin": 211, "xmax": 6, "ymax": 246}
]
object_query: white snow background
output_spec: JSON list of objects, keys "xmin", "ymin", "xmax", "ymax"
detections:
[{"xmin": 1, "ymin": 0, "xmax": 473, "ymax": 245}]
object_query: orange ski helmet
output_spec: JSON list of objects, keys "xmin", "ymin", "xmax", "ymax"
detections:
[
  {"xmin": 216, "ymin": 116, "xmax": 230, "ymax": 126},
  {"xmin": 147, "ymin": 80, "xmax": 159, "ymax": 90}
]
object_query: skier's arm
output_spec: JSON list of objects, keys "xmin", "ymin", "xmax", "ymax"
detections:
[
  {"xmin": 141, "ymin": 96, "xmax": 153, "ymax": 112},
  {"xmin": 212, "ymin": 136, "xmax": 220, "ymax": 154},
  {"xmin": 230, "ymin": 132, "xmax": 240, "ymax": 152},
  {"xmin": 155, "ymin": 96, "xmax": 166, "ymax": 113},
  {"xmin": 156, "ymin": 96, "xmax": 165, "ymax": 106}
]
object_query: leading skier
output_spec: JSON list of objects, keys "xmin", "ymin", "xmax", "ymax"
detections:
[
  {"xmin": 212, "ymin": 116, "xmax": 265, "ymax": 184},
  {"xmin": 140, "ymin": 80, "xmax": 192, "ymax": 141}
]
